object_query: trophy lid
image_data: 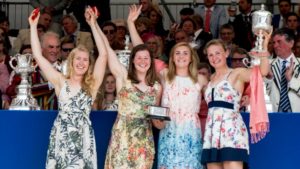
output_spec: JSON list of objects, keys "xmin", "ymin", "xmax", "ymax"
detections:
[
  {"xmin": 252, "ymin": 4, "xmax": 272, "ymax": 34},
  {"xmin": 116, "ymin": 35, "xmax": 131, "ymax": 69},
  {"xmin": 252, "ymin": 4, "xmax": 272, "ymax": 17}
]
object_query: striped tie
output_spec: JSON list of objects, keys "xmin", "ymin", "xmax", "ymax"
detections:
[{"xmin": 278, "ymin": 60, "xmax": 291, "ymax": 112}]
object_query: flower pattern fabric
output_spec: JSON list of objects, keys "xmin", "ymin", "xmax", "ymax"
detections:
[
  {"xmin": 203, "ymin": 78, "xmax": 249, "ymax": 160},
  {"xmin": 46, "ymin": 81, "xmax": 97, "ymax": 169},
  {"xmin": 158, "ymin": 76, "xmax": 203, "ymax": 169},
  {"xmin": 105, "ymin": 80, "xmax": 160, "ymax": 169}
]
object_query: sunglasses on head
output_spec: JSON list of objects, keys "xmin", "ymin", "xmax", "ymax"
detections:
[
  {"xmin": 62, "ymin": 48, "xmax": 73, "ymax": 52},
  {"xmin": 103, "ymin": 30, "xmax": 115, "ymax": 35}
]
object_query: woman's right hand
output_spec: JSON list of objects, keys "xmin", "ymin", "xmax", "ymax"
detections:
[
  {"xmin": 85, "ymin": 6, "xmax": 98, "ymax": 26},
  {"xmin": 28, "ymin": 8, "xmax": 40, "ymax": 26}
]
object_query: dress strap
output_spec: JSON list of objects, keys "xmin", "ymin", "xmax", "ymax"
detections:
[{"xmin": 224, "ymin": 69, "xmax": 233, "ymax": 80}]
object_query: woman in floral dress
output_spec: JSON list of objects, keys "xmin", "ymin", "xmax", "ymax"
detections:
[
  {"xmin": 29, "ymin": 7, "xmax": 107, "ymax": 168},
  {"xmin": 156, "ymin": 42, "xmax": 208, "ymax": 169},
  {"xmin": 201, "ymin": 37, "xmax": 271, "ymax": 169},
  {"xmin": 102, "ymin": 6, "xmax": 162, "ymax": 169},
  {"xmin": 125, "ymin": 5, "xmax": 208, "ymax": 168}
]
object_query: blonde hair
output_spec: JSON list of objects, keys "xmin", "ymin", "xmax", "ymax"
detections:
[
  {"xmin": 167, "ymin": 42, "xmax": 199, "ymax": 83},
  {"xmin": 65, "ymin": 45, "xmax": 95, "ymax": 96},
  {"xmin": 204, "ymin": 39, "xmax": 227, "ymax": 55}
]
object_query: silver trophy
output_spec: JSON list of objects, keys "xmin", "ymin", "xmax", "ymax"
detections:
[
  {"xmin": 242, "ymin": 5, "xmax": 273, "ymax": 112},
  {"xmin": 251, "ymin": 4, "xmax": 272, "ymax": 53},
  {"xmin": 116, "ymin": 35, "xmax": 131, "ymax": 69},
  {"xmin": 147, "ymin": 105, "xmax": 170, "ymax": 121},
  {"xmin": 9, "ymin": 53, "xmax": 40, "ymax": 110},
  {"xmin": 243, "ymin": 4, "xmax": 272, "ymax": 66}
]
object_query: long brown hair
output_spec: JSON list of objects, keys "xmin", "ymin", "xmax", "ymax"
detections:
[
  {"xmin": 94, "ymin": 73, "xmax": 117, "ymax": 110},
  {"xmin": 65, "ymin": 45, "xmax": 95, "ymax": 96},
  {"xmin": 127, "ymin": 44, "xmax": 158, "ymax": 86},
  {"xmin": 167, "ymin": 42, "xmax": 199, "ymax": 83}
]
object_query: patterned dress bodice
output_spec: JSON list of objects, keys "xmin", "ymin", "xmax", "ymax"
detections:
[
  {"xmin": 117, "ymin": 80, "xmax": 159, "ymax": 118},
  {"xmin": 161, "ymin": 76, "xmax": 201, "ymax": 122},
  {"xmin": 58, "ymin": 81, "xmax": 93, "ymax": 122},
  {"xmin": 205, "ymin": 77, "xmax": 242, "ymax": 112}
]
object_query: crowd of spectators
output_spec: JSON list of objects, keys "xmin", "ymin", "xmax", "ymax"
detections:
[{"xmin": 0, "ymin": 0, "xmax": 300, "ymax": 113}]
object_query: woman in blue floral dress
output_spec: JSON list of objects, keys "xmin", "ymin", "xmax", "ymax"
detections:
[
  {"xmin": 157, "ymin": 42, "xmax": 208, "ymax": 169},
  {"xmin": 202, "ymin": 37, "xmax": 271, "ymax": 169},
  {"xmin": 29, "ymin": 7, "xmax": 107, "ymax": 169}
]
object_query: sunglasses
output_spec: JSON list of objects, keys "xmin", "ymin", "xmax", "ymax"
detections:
[
  {"xmin": 231, "ymin": 58, "xmax": 244, "ymax": 62},
  {"xmin": 103, "ymin": 30, "xmax": 115, "ymax": 35},
  {"xmin": 62, "ymin": 48, "xmax": 73, "ymax": 52}
]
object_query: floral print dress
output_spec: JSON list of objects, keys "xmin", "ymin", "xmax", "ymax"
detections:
[
  {"xmin": 46, "ymin": 81, "xmax": 97, "ymax": 169},
  {"xmin": 158, "ymin": 76, "xmax": 203, "ymax": 169},
  {"xmin": 105, "ymin": 79, "xmax": 160, "ymax": 169},
  {"xmin": 201, "ymin": 71, "xmax": 249, "ymax": 166}
]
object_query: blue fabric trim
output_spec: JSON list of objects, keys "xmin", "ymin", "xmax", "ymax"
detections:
[
  {"xmin": 208, "ymin": 101, "xmax": 234, "ymax": 109},
  {"xmin": 201, "ymin": 147, "xmax": 249, "ymax": 168}
]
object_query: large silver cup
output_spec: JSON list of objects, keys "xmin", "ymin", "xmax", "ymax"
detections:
[
  {"xmin": 9, "ymin": 53, "xmax": 40, "ymax": 110},
  {"xmin": 242, "ymin": 5, "xmax": 273, "ymax": 112},
  {"xmin": 251, "ymin": 4, "xmax": 272, "ymax": 54},
  {"xmin": 243, "ymin": 4, "xmax": 272, "ymax": 66}
]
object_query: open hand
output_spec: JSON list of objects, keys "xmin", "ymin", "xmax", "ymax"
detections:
[
  {"xmin": 285, "ymin": 57, "xmax": 294, "ymax": 81},
  {"xmin": 127, "ymin": 4, "xmax": 142, "ymax": 23}
]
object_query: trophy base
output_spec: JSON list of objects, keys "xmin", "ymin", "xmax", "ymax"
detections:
[
  {"xmin": 146, "ymin": 114, "xmax": 171, "ymax": 121},
  {"xmin": 9, "ymin": 98, "xmax": 40, "ymax": 110},
  {"xmin": 9, "ymin": 106, "xmax": 40, "ymax": 110}
]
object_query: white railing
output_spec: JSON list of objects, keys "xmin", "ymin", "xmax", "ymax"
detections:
[{"xmin": 1, "ymin": 1, "xmax": 298, "ymax": 30}]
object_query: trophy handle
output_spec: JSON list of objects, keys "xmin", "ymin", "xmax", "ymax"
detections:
[
  {"xmin": 9, "ymin": 56, "xmax": 17, "ymax": 70},
  {"xmin": 242, "ymin": 57, "xmax": 251, "ymax": 68}
]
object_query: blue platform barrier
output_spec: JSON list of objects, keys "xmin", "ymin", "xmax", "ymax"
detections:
[{"xmin": 0, "ymin": 110, "xmax": 299, "ymax": 169}]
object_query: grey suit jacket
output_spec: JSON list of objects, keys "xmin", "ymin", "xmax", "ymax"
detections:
[
  {"xmin": 194, "ymin": 5, "xmax": 228, "ymax": 38},
  {"xmin": 265, "ymin": 54, "xmax": 300, "ymax": 112}
]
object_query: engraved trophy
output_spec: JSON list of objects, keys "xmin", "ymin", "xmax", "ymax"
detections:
[
  {"xmin": 116, "ymin": 35, "xmax": 131, "ymax": 69},
  {"xmin": 251, "ymin": 4, "xmax": 272, "ymax": 54},
  {"xmin": 147, "ymin": 105, "xmax": 170, "ymax": 121},
  {"xmin": 9, "ymin": 53, "xmax": 40, "ymax": 110},
  {"xmin": 243, "ymin": 4, "xmax": 273, "ymax": 112}
]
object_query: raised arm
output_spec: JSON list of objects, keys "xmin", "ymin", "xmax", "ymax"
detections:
[
  {"xmin": 92, "ymin": 8, "xmax": 127, "ymax": 93},
  {"xmin": 29, "ymin": 9, "xmax": 63, "ymax": 89},
  {"xmin": 85, "ymin": 7, "xmax": 108, "ymax": 98},
  {"xmin": 127, "ymin": 5, "xmax": 143, "ymax": 46}
]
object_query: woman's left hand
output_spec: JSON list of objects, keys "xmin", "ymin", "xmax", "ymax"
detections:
[{"xmin": 152, "ymin": 119, "xmax": 165, "ymax": 129}]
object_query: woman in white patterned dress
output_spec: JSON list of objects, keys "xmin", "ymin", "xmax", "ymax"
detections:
[
  {"xmin": 29, "ymin": 7, "xmax": 107, "ymax": 168},
  {"xmin": 157, "ymin": 42, "xmax": 208, "ymax": 169},
  {"xmin": 201, "ymin": 36, "xmax": 271, "ymax": 169}
]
